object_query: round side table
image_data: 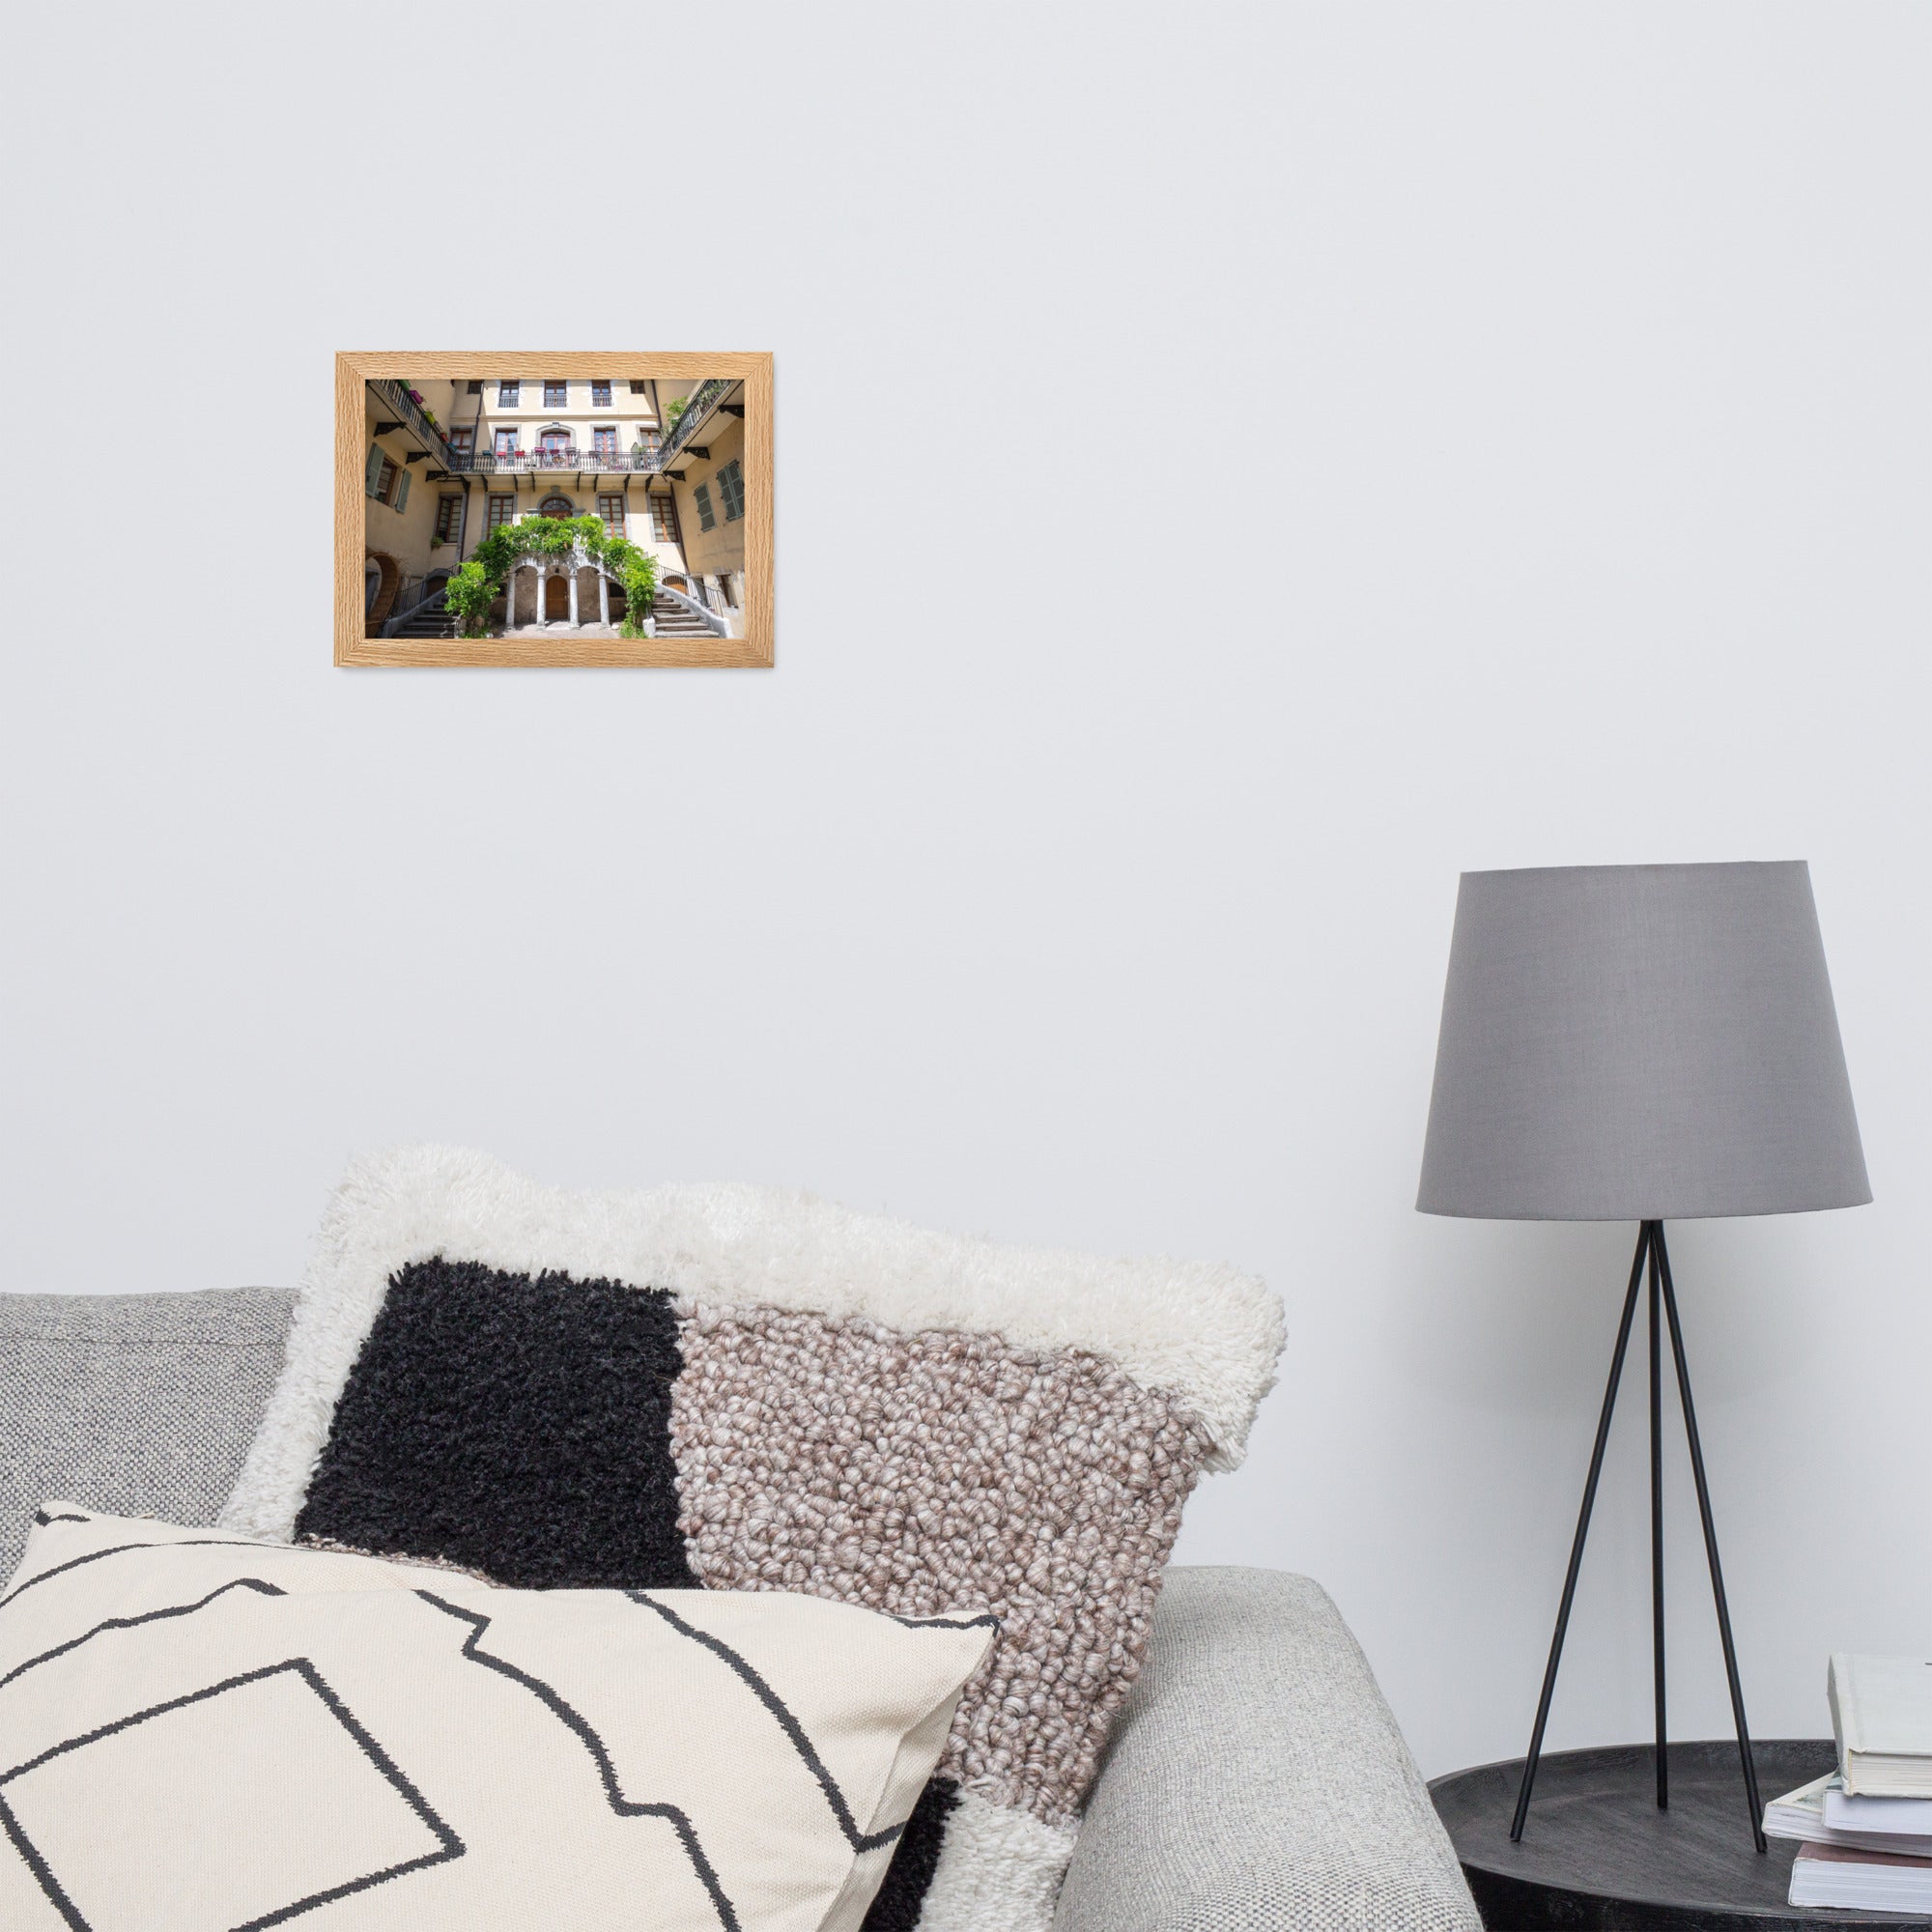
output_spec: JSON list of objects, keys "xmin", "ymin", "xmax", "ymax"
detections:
[{"xmin": 1431, "ymin": 1740, "xmax": 1932, "ymax": 1929}]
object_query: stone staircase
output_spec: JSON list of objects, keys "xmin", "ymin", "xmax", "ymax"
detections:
[
  {"xmin": 648, "ymin": 595, "xmax": 720, "ymax": 638},
  {"xmin": 384, "ymin": 588, "xmax": 717, "ymax": 640},
  {"xmin": 390, "ymin": 595, "xmax": 453, "ymax": 639}
]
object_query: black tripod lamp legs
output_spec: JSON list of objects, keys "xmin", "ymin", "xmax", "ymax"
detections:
[
  {"xmin": 1649, "ymin": 1234, "xmax": 1667, "ymax": 1813},
  {"xmin": 1653, "ymin": 1227, "xmax": 1767, "ymax": 1854},
  {"xmin": 1508, "ymin": 1226, "xmax": 1650, "ymax": 1841},
  {"xmin": 1509, "ymin": 1222, "xmax": 1765, "ymax": 1853}
]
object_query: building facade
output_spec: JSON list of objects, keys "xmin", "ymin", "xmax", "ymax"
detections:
[{"xmin": 362, "ymin": 375, "xmax": 749, "ymax": 639}]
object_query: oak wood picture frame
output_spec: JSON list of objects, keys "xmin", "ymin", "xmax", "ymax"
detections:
[{"xmin": 335, "ymin": 352, "xmax": 774, "ymax": 668}]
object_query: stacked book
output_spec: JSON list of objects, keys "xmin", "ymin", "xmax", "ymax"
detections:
[{"xmin": 1763, "ymin": 1654, "xmax": 1932, "ymax": 1913}]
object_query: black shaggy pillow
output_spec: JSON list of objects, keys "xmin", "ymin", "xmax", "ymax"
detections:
[{"xmin": 295, "ymin": 1260, "xmax": 698, "ymax": 1590}]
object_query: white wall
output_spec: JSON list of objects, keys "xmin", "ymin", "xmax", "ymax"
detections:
[{"xmin": 2, "ymin": 2, "xmax": 1926, "ymax": 1780}]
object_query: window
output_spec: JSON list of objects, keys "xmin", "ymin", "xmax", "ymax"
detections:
[
  {"xmin": 436, "ymin": 495, "xmax": 462, "ymax": 542},
  {"xmin": 364, "ymin": 444, "xmax": 385, "ymax": 498},
  {"xmin": 630, "ymin": 379, "xmax": 648, "ymax": 394},
  {"xmin": 592, "ymin": 426, "xmax": 618, "ymax": 460},
  {"xmin": 467, "ymin": 381, "xmax": 483, "ymax": 395},
  {"xmin": 718, "ymin": 571, "xmax": 740, "ymax": 608},
  {"xmin": 446, "ymin": 426, "xmax": 473, "ymax": 459},
  {"xmin": 369, "ymin": 451, "xmax": 399, "ymax": 505},
  {"xmin": 591, "ymin": 380, "xmax": 611, "ymax": 407},
  {"xmin": 648, "ymin": 495, "xmax": 679, "ymax": 543},
  {"xmin": 598, "ymin": 494, "xmax": 625, "ymax": 536},
  {"xmin": 391, "ymin": 467, "xmax": 411, "ymax": 513},
  {"xmin": 538, "ymin": 494, "xmax": 573, "ymax": 520},
  {"xmin": 539, "ymin": 429, "xmax": 572, "ymax": 466},
  {"xmin": 494, "ymin": 429, "xmax": 519, "ymax": 460},
  {"xmin": 716, "ymin": 458, "xmax": 745, "ymax": 523},
  {"xmin": 488, "ymin": 494, "xmax": 514, "ymax": 530},
  {"xmin": 498, "ymin": 381, "xmax": 520, "ymax": 406},
  {"xmin": 693, "ymin": 482, "xmax": 716, "ymax": 531},
  {"xmin": 544, "ymin": 380, "xmax": 567, "ymax": 407}
]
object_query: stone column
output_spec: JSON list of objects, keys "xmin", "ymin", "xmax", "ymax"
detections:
[
  {"xmin": 534, "ymin": 565, "xmax": 546, "ymax": 627},
  {"xmin": 568, "ymin": 570, "xmax": 580, "ymax": 628},
  {"xmin": 599, "ymin": 574, "xmax": 610, "ymax": 628}
]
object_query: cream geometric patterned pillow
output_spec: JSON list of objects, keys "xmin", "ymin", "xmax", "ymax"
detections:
[{"xmin": 0, "ymin": 1506, "xmax": 994, "ymax": 1932}]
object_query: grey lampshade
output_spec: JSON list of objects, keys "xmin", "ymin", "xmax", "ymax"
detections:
[{"xmin": 1417, "ymin": 862, "xmax": 1869, "ymax": 1221}]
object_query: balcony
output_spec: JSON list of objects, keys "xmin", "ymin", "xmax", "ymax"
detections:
[
  {"xmin": 469, "ymin": 444, "xmax": 656, "ymax": 473},
  {"xmin": 369, "ymin": 379, "xmax": 455, "ymax": 468},
  {"xmin": 660, "ymin": 379, "xmax": 734, "ymax": 462},
  {"xmin": 423, "ymin": 379, "xmax": 738, "ymax": 476}
]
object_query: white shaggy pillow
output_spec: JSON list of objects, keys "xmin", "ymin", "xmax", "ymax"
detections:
[{"xmin": 0, "ymin": 1506, "xmax": 994, "ymax": 1932}]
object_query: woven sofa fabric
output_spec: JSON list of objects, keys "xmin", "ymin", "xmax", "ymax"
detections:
[
  {"xmin": 0, "ymin": 1507, "xmax": 994, "ymax": 1932},
  {"xmin": 220, "ymin": 1146, "xmax": 1286, "ymax": 1932},
  {"xmin": 0, "ymin": 1289, "xmax": 294, "ymax": 1584},
  {"xmin": 1053, "ymin": 1566, "xmax": 1481, "ymax": 1932}
]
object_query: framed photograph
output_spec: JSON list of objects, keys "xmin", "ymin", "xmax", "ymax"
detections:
[{"xmin": 335, "ymin": 352, "xmax": 773, "ymax": 668}]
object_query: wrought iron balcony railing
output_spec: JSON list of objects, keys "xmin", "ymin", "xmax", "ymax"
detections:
[
  {"xmin": 377, "ymin": 380, "xmax": 732, "ymax": 476},
  {"xmin": 659, "ymin": 378, "xmax": 733, "ymax": 462},
  {"xmin": 370, "ymin": 379, "xmax": 455, "ymax": 468},
  {"xmin": 466, "ymin": 445, "xmax": 658, "ymax": 473}
]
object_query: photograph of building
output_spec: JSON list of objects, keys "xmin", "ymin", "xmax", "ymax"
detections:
[{"xmin": 361, "ymin": 374, "xmax": 749, "ymax": 642}]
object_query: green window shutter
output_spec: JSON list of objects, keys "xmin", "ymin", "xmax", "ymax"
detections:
[
  {"xmin": 394, "ymin": 468, "xmax": 411, "ymax": 513},
  {"xmin": 365, "ymin": 443, "xmax": 384, "ymax": 497},
  {"xmin": 695, "ymin": 483, "xmax": 716, "ymax": 531}
]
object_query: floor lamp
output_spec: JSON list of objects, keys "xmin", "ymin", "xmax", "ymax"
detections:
[{"xmin": 1417, "ymin": 862, "xmax": 1869, "ymax": 1849}]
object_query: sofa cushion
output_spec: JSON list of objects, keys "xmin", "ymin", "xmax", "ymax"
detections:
[
  {"xmin": 0, "ymin": 1290, "xmax": 293, "ymax": 1583},
  {"xmin": 1054, "ymin": 1567, "xmax": 1481, "ymax": 1932}
]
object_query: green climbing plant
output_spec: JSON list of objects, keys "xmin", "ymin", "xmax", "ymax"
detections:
[
  {"xmin": 441, "ymin": 515, "xmax": 659, "ymax": 639},
  {"xmin": 610, "ymin": 542, "xmax": 659, "ymax": 639},
  {"xmin": 441, "ymin": 559, "xmax": 497, "ymax": 637}
]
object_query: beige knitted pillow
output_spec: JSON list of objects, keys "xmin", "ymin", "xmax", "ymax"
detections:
[{"xmin": 222, "ymin": 1147, "xmax": 1285, "ymax": 1932}]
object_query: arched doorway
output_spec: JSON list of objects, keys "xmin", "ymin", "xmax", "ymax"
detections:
[
  {"xmin": 545, "ymin": 575, "xmax": 571, "ymax": 621},
  {"xmin": 363, "ymin": 551, "xmax": 400, "ymax": 631}
]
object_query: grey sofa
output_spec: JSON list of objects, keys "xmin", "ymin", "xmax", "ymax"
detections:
[{"xmin": 0, "ymin": 1289, "xmax": 1482, "ymax": 1931}]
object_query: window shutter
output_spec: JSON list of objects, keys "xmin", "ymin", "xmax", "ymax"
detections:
[
  {"xmin": 365, "ymin": 443, "xmax": 384, "ymax": 497},
  {"xmin": 394, "ymin": 468, "xmax": 411, "ymax": 513}
]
